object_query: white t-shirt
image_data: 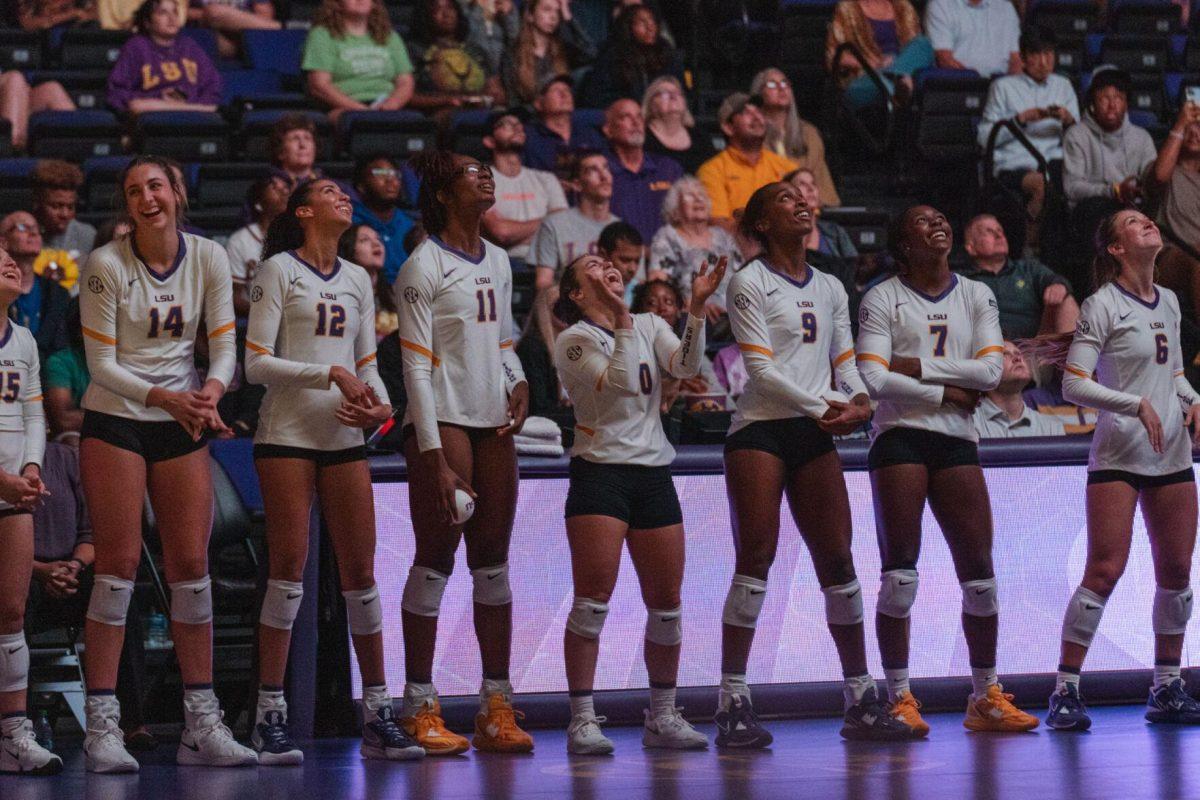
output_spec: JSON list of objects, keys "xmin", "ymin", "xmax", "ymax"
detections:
[
  {"xmin": 925, "ymin": 0, "xmax": 1020, "ymax": 76},
  {"xmin": 491, "ymin": 166, "xmax": 568, "ymax": 261},
  {"xmin": 225, "ymin": 222, "xmax": 264, "ymax": 283},
  {"xmin": 0, "ymin": 322, "xmax": 44, "ymax": 509}
]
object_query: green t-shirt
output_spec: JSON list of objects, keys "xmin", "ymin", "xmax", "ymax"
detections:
[
  {"xmin": 302, "ymin": 26, "xmax": 414, "ymax": 103},
  {"xmin": 44, "ymin": 347, "xmax": 90, "ymax": 406}
]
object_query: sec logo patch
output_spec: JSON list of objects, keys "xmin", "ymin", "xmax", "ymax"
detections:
[
  {"xmin": 251, "ymin": 285, "xmax": 263, "ymax": 302},
  {"xmin": 1075, "ymin": 319, "xmax": 1090, "ymax": 335},
  {"xmin": 859, "ymin": 306, "xmax": 869, "ymax": 324},
  {"xmin": 403, "ymin": 287, "xmax": 419, "ymax": 304},
  {"xmin": 88, "ymin": 276, "xmax": 104, "ymax": 294},
  {"xmin": 566, "ymin": 345, "xmax": 582, "ymax": 361},
  {"xmin": 733, "ymin": 293, "xmax": 750, "ymax": 310}
]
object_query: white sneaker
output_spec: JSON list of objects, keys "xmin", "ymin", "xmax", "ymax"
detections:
[
  {"xmin": 178, "ymin": 696, "xmax": 258, "ymax": 767},
  {"xmin": 0, "ymin": 718, "xmax": 63, "ymax": 775},
  {"xmin": 84, "ymin": 696, "xmax": 139, "ymax": 774},
  {"xmin": 642, "ymin": 708, "xmax": 708, "ymax": 750},
  {"xmin": 566, "ymin": 714, "xmax": 614, "ymax": 755}
]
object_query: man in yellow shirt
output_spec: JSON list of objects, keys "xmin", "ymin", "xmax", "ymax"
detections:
[{"xmin": 697, "ymin": 93, "xmax": 797, "ymax": 231}]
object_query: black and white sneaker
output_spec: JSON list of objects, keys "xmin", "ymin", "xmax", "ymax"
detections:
[
  {"xmin": 840, "ymin": 686, "xmax": 917, "ymax": 741},
  {"xmin": 714, "ymin": 695, "xmax": 773, "ymax": 749},
  {"xmin": 252, "ymin": 710, "xmax": 304, "ymax": 766},
  {"xmin": 0, "ymin": 718, "xmax": 62, "ymax": 775},
  {"xmin": 362, "ymin": 705, "xmax": 425, "ymax": 761}
]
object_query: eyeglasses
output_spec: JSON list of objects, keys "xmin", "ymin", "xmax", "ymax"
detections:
[
  {"xmin": 763, "ymin": 79, "xmax": 790, "ymax": 90},
  {"xmin": 370, "ymin": 168, "xmax": 398, "ymax": 178},
  {"xmin": 456, "ymin": 164, "xmax": 493, "ymax": 179},
  {"xmin": 653, "ymin": 87, "xmax": 682, "ymax": 99},
  {"xmin": 4, "ymin": 223, "xmax": 37, "ymax": 234}
]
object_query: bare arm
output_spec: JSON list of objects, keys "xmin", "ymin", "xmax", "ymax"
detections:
[
  {"xmin": 127, "ymin": 98, "xmax": 217, "ymax": 114},
  {"xmin": 482, "ymin": 210, "xmax": 544, "ymax": 248},
  {"xmin": 306, "ymin": 70, "xmax": 370, "ymax": 112}
]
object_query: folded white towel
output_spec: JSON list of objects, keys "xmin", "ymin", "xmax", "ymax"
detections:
[
  {"xmin": 514, "ymin": 440, "xmax": 565, "ymax": 457},
  {"xmin": 519, "ymin": 415, "xmax": 562, "ymax": 442}
]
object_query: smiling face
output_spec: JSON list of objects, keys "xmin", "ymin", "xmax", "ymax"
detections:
[
  {"xmin": 1108, "ymin": 209, "xmax": 1162, "ymax": 259},
  {"xmin": 123, "ymin": 163, "xmax": 180, "ymax": 232},
  {"xmin": 352, "ymin": 225, "xmax": 385, "ymax": 270},
  {"xmin": 297, "ymin": 179, "xmax": 354, "ymax": 230},
  {"xmin": 755, "ymin": 182, "xmax": 814, "ymax": 243},
  {"xmin": 899, "ymin": 205, "xmax": 952, "ymax": 260},
  {"xmin": 0, "ymin": 212, "xmax": 43, "ymax": 259},
  {"xmin": 570, "ymin": 254, "xmax": 625, "ymax": 307},
  {"xmin": 0, "ymin": 248, "xmax": 22, "ymax": 303},
  {"xmin": 441, "ymin": 156, "xmax": 496, "ymax": 213},
  {"xmin": 648, "ymin": 80, "xmax": 685, "ymax": 121},
  {"xmin": 643, "ymin": 281, "xmax": 679, "ymax": 326}
]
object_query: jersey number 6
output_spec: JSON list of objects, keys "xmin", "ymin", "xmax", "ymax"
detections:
[{"xmin": 1155, "ymin": 333, "xmax": 1169, "ymax": 365}]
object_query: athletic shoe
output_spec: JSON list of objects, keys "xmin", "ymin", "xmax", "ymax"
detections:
[
  {"xmin": 889, "ymin": 691, "xmax": 930, "ymax": 737},
  {"xmin": 963, "ymin": 684, "xmax": 1039, "ymax": 732},
  {"xmin": 840, "ymin": 686, "xmax": 919, "ymax": 741},
  {"xmin": 566, "ymin": 714, "xmax": 614, "ymax": 755},
  {"xmin": 1046, "ymin": 684, "xmax": 1092, "ymax": 732},
  {"xmin": 1146, "ymin": 679, "xmax": 1200, "ymax": 724},
  {"xmin": 252, "ymin": 709, "xmax": 304, "ymax": 766},
  {"xmin": 642, "ymin": 707, "xmax": 708, "ymax": 750},
  {"xmin": 401, "ymin": 699, "xmax": 469, "ymax": 756},
  {"xmin": 85, "ymin": 697, "xmax": 139, "ymax": 774},
  {"xmin": 362, "ymin": 705, "xmax": 425, "ymax": 761},
  {"xmin": 178, "ymin": 704, "xmax": 258, "ymax": 767},
  {"xmin": 714, "ymin": 695, "xmax": 773, "ymax": 749},
  {"xmin": 0, "ymin": 718, "xmax": 63, "ymax": 775},
  {"xmin": 473, "ymin": 693, "xmax": 534, "ymax": 753}
]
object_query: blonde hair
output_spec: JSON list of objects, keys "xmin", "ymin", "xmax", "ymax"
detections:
[
  {"xmin": 749, "ymin": 67, "xmax": 808, "ymax": 159},
  {"xmin": 642, "ymin": 75, "xmax": 694, "ymax": 129},
  {"xmin": 661, "ymin": 176, "xmax": 711, "ymax": 226}
]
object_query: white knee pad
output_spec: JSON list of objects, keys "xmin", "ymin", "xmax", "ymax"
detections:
[
  {"xmin": 961, "ymin": 578, "xmax": 999, "ymax": 617},
  {"xmin": 86, "ymin": 575, "xmax": 134, "ymax": 626},
  {"xmin": 877, "ymin": 569, "xmax": 919, "ymax": 619},
  {"xmin": 260, "ymin": 579, "xmax": 304, "ymax": 631},
  {"xmin": 566, "ymin": 597, "xmax": 609, "ymax": 639},
  {"xmin": 1061, "ymin": 586, "xmax": 1107, "ymax": 647},
  {"xmin": 645, "ymin": 606, "xmax": 683, "ymax": 646},
  {"xmin": 344, "ymin": 585, "xmax": 384, "ymax": 635},
  {"xmin": 401, "ymin": 565, "xmax": 449, "ymax": 618},
  {"xmin": 170, "ymin": 576, "xmax": 213, "ymax": 625},
  {"xmin": 722, "ymin": 574, "xmax": 767, "ymax": 629},
  {"xmin": 0, "ymin": 632, "xmax": 28, "ymax": 693},
  {"xmin": 822, "ymin": 579, "xmax": 864, "ymax": 626},
  {"xmin": 1153, "ymin": 586, "xmax": 1194, "ymax": 635},
  {"xmin": 471, "ymin": 563, "xmax": 512, "ymax": 606}
]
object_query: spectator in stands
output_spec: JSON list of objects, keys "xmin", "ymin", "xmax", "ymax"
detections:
[
  {"xmin": 407, "ymin": 0, "xmax": 504, "ymax": 115},
  {"xmin": 93, "ymin": 217, "xmax": 132, "ymax": 249},
  {"xmin": 1, "ymin": 210, "xmax": 69, "ymax": 357},
  {"xmin": 522, "ymin": 74, "xmax": 604, "ymax": 173},
  {"xmin": 750, "ymin": 68, "xmax": 841, "ymax": 206},
  {"xmin": 269, "ymin": 113, "xmax": 322, "ymax": 184},
  {"xmin": 632, "ymin": 277, "xmax": 728, "ymax": 411},
  {"xmin": 784, "ymin": 167, "xmax": 857, "ymax": 260},
  {"xmin": 501, "ymin": 0, "xmax": 596, "ymax": 106},
  {"xmin": 648, "ymin": 176, "xmax": 740, "ymax": 317},
  {"xmin": 697, "ymin": 93, "xmax": 796, "ymax": 231},
  {"xmin": 826, "ymin": 0, "xmax": 932, "ymax": 109},
  {"xmin": 32, "ymin": 159, "xmax": 96, "ymax": 263},
  {"xmin": 0, "ymin": 70, "xmax": 74, "ymax": 153},
  {"xmin": 580, "ymin": 4, "xmax": 683, "ymax": 109},
  {"xmin": 924, "ymin": 0, "xmax": 1020, "ymax": 76},
  {"xmin": 603, "ymin": 98, "xmax": 683, "ymax": 242},
  {"xmin": 978, "ymin": 28, "xmax": 1077, "ymax": 249},
  {"xmin": 193, "ymin": 0, "xmax": 281, "ymax": 59},
  {"xmin": 1063, "ymin": 66, "xmax": 1156, "ymax": 269},
  {"xmin": 13, "ymin": 0, "xmax": 98, "ymax": 31},
  {"xmin": 641, "ymin": 75, "xmax": 717, "ymax": 175},
  {"xmin": 351, "ymin": 152, "xmax": 416, "ymax": 285},
  {"xmin": 226, "ymin": 173, "xmax": 289, "ymax": 317},
  {"xmin": 302, "ymin": 0, "xmax": 416, "ymax": 120},
  {"xmin": 98, "ymin": 0, "xmax": 182, "ymax": 27},
  {"xmin": 1149, "ymin": 102, "xmax": 1200, "ymax": 319},
  {"xmin": 339, "ymin": 222, "xmax": 399, "ymax": 338},
  {"xmin": 974, "ymin": 341, "xmax": 1066, "ymax": 437},
  {"xmin": 106, "ymin": 0, "xmax": 222, "ymax": 115},
  {"xmin": 482, "ymin": 109, "xmax": 567, "ymax": 263},
  {"xmin": 24, "ymin": 441, "xmax": 154, "ymax": 750},
  {"xmin": 956, "ymin": 213, "xmax": 1078, "ymax": 338},
  {"xmin": 44, "ymin": 299, "xmax": 88, "ymax": 438},
  {"xmin": 460, "ymin": 0, "xmax": 518, "ymax": 77},
  {"xmin": 597, "ymin": 220, "xmax": 645, "ymax": 304}
]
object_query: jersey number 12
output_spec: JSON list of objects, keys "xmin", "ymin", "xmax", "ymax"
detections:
[{"xmin": 315, "ymin": 303, "xmax": 346, "ymax": 337}]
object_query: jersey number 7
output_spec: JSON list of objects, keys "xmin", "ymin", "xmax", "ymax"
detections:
[{"xmin": 929, "ymin": 324, "xmax": 948, "ymax": 357}]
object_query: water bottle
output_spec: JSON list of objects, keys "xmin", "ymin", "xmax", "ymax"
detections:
[
  {"xmin": 147, "ymin": 612, "xmax": 169, "ymax": 648},
  {"xmin": 32, "ymin": 710, "xmax": 53, "ymax": 751}
]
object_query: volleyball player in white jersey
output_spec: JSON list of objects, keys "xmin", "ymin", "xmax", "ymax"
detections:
[
  {"xmin": 856, "ymin": 205, "xmax": 1038, "ymax": 735},
  {"xmin": 0, "ymin": 247, "xmax": 60, "ymax": 775},
  {"xmin": 553, "ymin": 252, "xmax": 724, "ymax": 754},
  {"xmin": 1045, "ymin": 210, "xmax": 1200, "ymax": 731},
  {"xmin": 78, "ymin": 156, "xmax": 256, "ymax": 772},
  {"xmin": 244, "ymin": 178, "xmax": 424, "ymax": 764},
  {"xmin": 716, "ymin": 183, "xmax": 914, "ymax": 747},
  {"xmin": 395, "ymin": 152, "xmax": 532, "ymax": 755}
]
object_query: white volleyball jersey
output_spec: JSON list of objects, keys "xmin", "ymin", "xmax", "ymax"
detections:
[
  {"xmin": 1063, "ymin": 282, "xmax": 1200, "ymax": 475},
  {"xmin": 856, "ymin": 274, "xmax": 1003, "ymax": 442},
  {"xmin": 0, "ymin": 322, "xmax": 45, "ymax": 509},
  {"xmin": 395, "ymin": 236, "xmax": 526, "ymax": 452},
  {"xmin": 245, "ymin": 251, "xmax": 389, "ymax": 452},
  {"xmin": 726, "ymin": 259, "xmax": 867, "ymax": 434},
  {"xmin": 556, "ymin": 312, "xmax": 705, "ymax": 466},
  {"xmin": 80, "ymin": 232, "xmax": 236, "ymax": 422}
]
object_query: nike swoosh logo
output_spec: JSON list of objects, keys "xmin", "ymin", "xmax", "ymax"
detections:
[
  {"xmin": 110, "ymin": 585, "xmax": 126, "ymax": 591},
  {"xmin": 128, "ymin": 277, "xmax": 138, "ymax": 286},
  {"xmin": 659, "ymin": 614, "xmax": 680, "ymax": 621},
  {"xmin": 2, "ymin": 747, "xmax": 18, "ymax": 759},
  {"xmin": 289, "ymin": 277, "xmax": 302, "ymax": 287},
  {"xmin": 1083, "ymin": 603, "xmax": 1100, "ymax": 610},
  {"xmin": 898, "ymin": 580, "xmax": 914, "ymax": 586},
  {"xmin": 749, "ymin": 588, "xmax": 765, "ymax": 595},
  {"xmin": 845, "ymin": 589, "xmax": 860, "ymax": 599},
  {"xmin": 362, "ymin": 597, "xmax": 376, "ymax": 604},
  {"xmin": 1119, "ymin": 312, "xmax": 1132, "ymax": 321},
  {"xmin": 766, "ymin": 289, "xmax": 778, "ymax": 296},
  {"xmin": 287, "ymin": 592, "xmax": 302, "ymax": 599},
  {"xmin": 895, "ymin": 301, "xmax": 907, "ymax": 308},
  {"xmin": 193, "ymin": 587, "xmax": 206, "ymax": 594},
  {"xmin": 181, "ymin": 740, "xmax": 200, "ymax": 752},
  {"xmin": 592, "ymin": 608, "xmax": 605, "ymax": 614},
  {"xmin": 975, "ymin": 588, "xmax": 989, "ymax": 594},
  {"xmin": 425, "ymin": 575, "xmax": 440, "ymax": 581},
  {"xmin": 487, "ymin": 572, "xmax": 501, "ymax": 580},
  {"xmin": 6, "ymin": 645, "xmax": 24, "ymax": 654},
  {"xmin": 444, "ymin": 269, "xmax": 457, "ymax": 279}
]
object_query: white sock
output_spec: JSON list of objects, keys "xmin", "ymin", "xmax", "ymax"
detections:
[
  {"xmin": 883, "ymin": 668, "xmax": 910, "ymax": 702},
  {"xmin": 362, "ymin": 684, "xmax": 392, "ymax": 722},
  {"xmin": 256, "ymin": 687, "xmax": 286, "ymax": 725},
  {"xmin": 569, "ymin": 693, "xmax": 595, "ymax": 719},
  {"xmin": 970, "ymin": 667, "xmax": 998, "ymax": 698},
  {"xmin": 719, "ymin": 673, "xmax": 749, "ymax": 711},
  {"xmin": 480, "ymin": 678, "xmax": 513, "ymax": 713},
  {"xmin": 1056, "ymin": 669, "xmax": 1080, "ymax": 693},
  {"xmin": 402, "ymin": 682, "xmax": 435, "ymax": 717},
  {"xmin": 649, "ymin": 684, "xmax": 676, "ymax": 719},
  {"xmin": 1154, "ymin": 662, "xmax": 1182, "ymax": 689},
  {"xmin": 843, "ymin": 674, "xmax": 875, "ymax": 710},
  {"xmin": 0, "ymin": 714, "xmax": 25, "ymax": 738},
  {"xmin": 182, "ymin": 686, "xmax": 219, "ymax": 730}
]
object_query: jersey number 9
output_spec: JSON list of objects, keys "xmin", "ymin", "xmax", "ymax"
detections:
[
  {"xmin": 801, "ymin": 312, "xmax": 817, "ymax": 343},
  {"xmin": 315, "ymin": 303, "xmax": 347, "ymax": 337},
  {"xmin": 148, "ymin": 305, "xmax": 184, "ymax": 338}
]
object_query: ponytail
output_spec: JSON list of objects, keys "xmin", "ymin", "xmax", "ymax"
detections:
[
  {"xmin": 1090, "ymin": 209, "xmax": 1126, "ymax": 292},
  {"xmin": 260, "ymin": 179, "xmax": 319, "ymax": 263},
  {"xmin": 409, "ymin": 150, "xmax": 461, "ymax": 237},
  {"xmin": 552, "ymin": 254, "xmax": 589, "ymax": 326}
]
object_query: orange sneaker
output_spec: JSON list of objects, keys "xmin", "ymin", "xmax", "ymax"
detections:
[
  {"xmin": 401, "ymin": 700, "xmax": 470, "ymax": 756},
  {"xmin": 890, "ymin": 691, "xmax": 931, "ymax": 737},
  {"xmin": 473, "ymin": 694, "xmax": 534, "ymax": 753},
  {"xmin": 964, "ymin": 684, "xmax": 1040, "ymax": 732}
]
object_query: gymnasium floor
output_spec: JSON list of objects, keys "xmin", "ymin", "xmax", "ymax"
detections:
[{"xmin": 1, "ymin": 705, "xmax": 1193, "ymax": 800}]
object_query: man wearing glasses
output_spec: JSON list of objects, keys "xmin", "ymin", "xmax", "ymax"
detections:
[{"xmin": 352, "ymin": 153, "xmax": 417, "ymax": 285}]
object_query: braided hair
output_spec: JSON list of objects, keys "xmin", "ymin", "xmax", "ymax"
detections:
[{"xmin": 409, "ymin": 150, "xmax": 467, "ymax": 237}]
